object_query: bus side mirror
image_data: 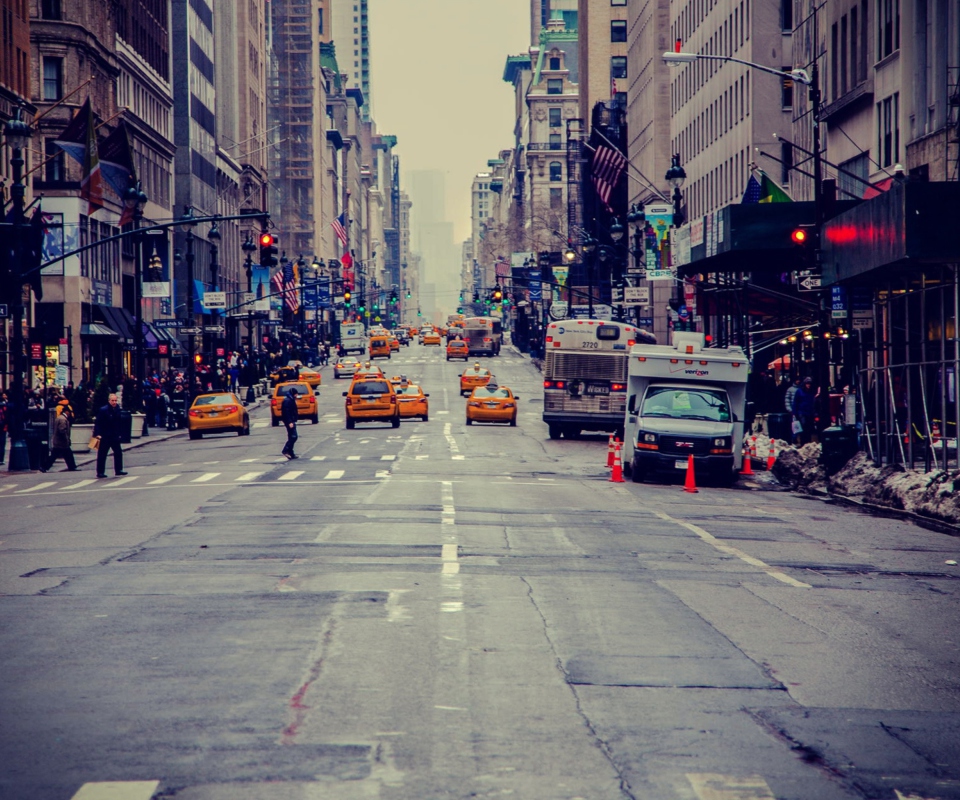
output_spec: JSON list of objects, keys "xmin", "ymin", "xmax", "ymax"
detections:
[{"xmin": 628, "ymin": 395, "xmax": 637, "ymax": 414}]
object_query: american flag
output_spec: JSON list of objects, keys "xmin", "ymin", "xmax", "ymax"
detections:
[
  {"xmin": 494, "ymin": 259, "xmax": 510, "ymax": 278},
  {"xmin": 332, "ymin": 213, "xmax": 348, "ymax": 247},
  {"xmin": 271, "ymin": 260, "xmax": 299, "ymax": 313},
  {"xmin": 591, "ymin": 143, "xmax": 627, "ymax": 208}
]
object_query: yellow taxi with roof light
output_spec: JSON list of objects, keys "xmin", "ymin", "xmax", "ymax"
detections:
[
  {"xmin": 459, "ymin": 363, "xmax": 493, "ymax": 396},
  {"xmin": 422, "ymin": 330, "xmax": 442, "ymax": 346},
  {"xmin": 187, "ymin": 392, "xmax": 250, "ymax": 439},
  {"xmin": 354, "ymin": 361, "xmax": 385, "ymax": 380},
  {"xmin": 271, "ymin": 381, "xmax": 318, "ymax": 426},
  {"xmin": 334, "ymin": 356, "xmax": 361, "ymax": 379},
  {"xmin": 343, "ymin": 375, "xmax": 400, "ymax": 429},
  {"xmin": 388, "ymin": 374, "xmax": 409, "ymax": 389},
  {"xmin": 396, "ymin": 383, "xmax": 429, "ymax": 421},
  {"xmin": 465, "ymin": 384, "xmax": 519, "ymax": 426},
  {"xmin": 388, "ymin": 334, "xmax": 401, "ymax": 352},
  {"xmin": 446, "ymin": 339, "xmax": 469, "ymax": 361}
]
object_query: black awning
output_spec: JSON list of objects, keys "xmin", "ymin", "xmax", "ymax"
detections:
[
  {"xmin": 822, "ymin": 181, "xmax": 960, "ymax": 285},
  {"xmin": 95, "ymin": 306, "xmax": 136, "ymax": 347},
  {"xmin": 80, "ymin": 322, "xmax": 120, "ymax": 338}
]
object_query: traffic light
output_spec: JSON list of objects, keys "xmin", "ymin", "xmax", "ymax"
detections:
[
  {"xmin": 259, "ymin": 232, "xmax": 278, "ymax": 267},
  {"xmin": 194, "ymin": 353, "xmax": 203, "ymax": 365},
  {"xmin": 473, "ymin": 290, "xmax": 480, "ymax": 302},
  {"xmin": 344, "ymin": 290, "xmax": 352, "ymax": 308},
  {"xmin": 389, "ymin": 290, "xmax": 398, "ymax": 305},
  {"xmin": 359, "ymin": 297, "xmax": 366, "ymax": 313},
  {"xmin": 417, "ymin": 308, "xmax": 422, "ymax": 317},
  {"xmin": 459, "ymin": 292, "xmax": 464, "ymax": 304},
  {"xmin": 373, "ymin": 301, "xmax": 379, "ymax": 313},
  {"xmin": 493, "ymin": 287, "xmax": 503, "ymax": 302},
  {"xmin": 790, "ymin": 224, "xmax": 817, "ymax": 267}
]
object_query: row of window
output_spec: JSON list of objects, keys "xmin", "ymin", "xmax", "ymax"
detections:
[
  {"xmin": 672, "ymin": 73, "xmax": 751, "ymax": 162},
  {"xmin": 79, "ymin": 217, "xmax": 121, "ymax": 284},
  {"xmin": 673, "ymin": 0, "xmax": 750, "ymax": 56},
  {"xmin": 831, "ymin": 2, "xmax": 870, "ymax": 103},
  {"xmin": 686, "ymin": 147, "xmax": 754, "ymax": 221}
]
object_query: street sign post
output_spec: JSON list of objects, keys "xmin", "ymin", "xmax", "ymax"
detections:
[
  {"xmin": 797, "ymin": 276, "xmax": 822, "ymax": 291},
  {"xmin": 203, "ymin": 291, "xmax": 226, "ymax": 309},
  {"xmin": 623, "ymin": 286, "xmax": 649, "ymax": 305},
  {"xmin": 154, "ymin": 319, "xmax": 184, "ymax": 329}
]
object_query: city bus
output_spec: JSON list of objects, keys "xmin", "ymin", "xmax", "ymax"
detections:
[
  {"xmin": 541, "ymin": 319, "xmax": 656, "ymax": 439},
  {"xmin": 462, "ymin": 316, "xmax": 502, "ymax": 357}
]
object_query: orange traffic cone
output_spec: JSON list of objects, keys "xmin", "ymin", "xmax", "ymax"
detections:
[
  {"xmin": 682, "ymin": 454, "xmax": 698, "ymax": 493},
  {"xmin": 766, "ymin": 442, "xmax": 777, "ymax": 471},
  {"xmin": 607, "ymin": 434, "xmax": 616, "ymax": 467},
  {"xmin": 750, "ymin": 436, "xmax": 758, "ymax": 459},
  {"xmin": 932, "ymin": 422, "xmax": 941, "ymax": 443},
  {"xmin": 740, "ymin": 449, "xmax": 754, "ymax": 475},
  {"xmin": 610, "ymin": 442, "xmax": 624, "ymax": 483}
]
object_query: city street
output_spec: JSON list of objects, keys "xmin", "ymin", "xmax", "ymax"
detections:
[{"xmin": 2, "ymin": 343, "xmax": 959, "ymax": 800}]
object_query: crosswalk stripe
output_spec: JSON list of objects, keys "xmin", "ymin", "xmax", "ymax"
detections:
[
  {"xmin": 236, "ymin": 472, "xmax": 264, "ymax": 482},
  {"xmin": 380, "ymin": 454, "xmax": 396, "ymax": 460},
  {"xmin": 415, "ymin": 454, "xmax": 429, "ymax": 460},
  {"xmin": 278, "ymin": 471, "xmax": 303, "ymax": 481},
  {"xmin": 61, "ymin": 479, "xmax": 97, "ymax": 490},
  {"xmin": 375, "ymin": 470, "xmax": 391, "ymax": 478},
  {"xmin": 70, "ymin": 781, "xmax": 160, "ymax": 800},
  {"xmin": 346, "ymin": 455, "xmax": 361, "ymax": 461},
  {"xmin": 191, "ymin": 473, "xmax": 220, "ymax": 483},
  {"xmin": 324, "ymin": 470, "xmax": 344, "ymax": 480},
  {"xmin": 148, "ymin": 474, "xmax": 179, "ymax": 485},
  {"xmin": 310, "ymin": 455, "xmax": 326, "ymax": 461},
  {"xmin": 16, "ymin": 481, "xmax": 56, "ymax": 493},
  {"xmin": 252, "ymin": 421, "xmax": 269, "ymax": 428},
  {"xmin": 110, "ymin": 476, "xmax": 138, "ymax": 487},
  {"xmin": 0, "ymin": 484, "xmax": 18, "ymax": 493},
  {"xmin": 239, "ymin": 458, "xmax": 258, "ymax": 463}
]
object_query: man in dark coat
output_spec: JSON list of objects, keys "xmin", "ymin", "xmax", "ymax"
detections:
[
  {"xmin": 42, "ymin": 399, "xmax": 78, "ymax": 472},
  {"xmin": 94, "ymin": 393, "xmax": 128, "ymax": 477},
  {"xmin": 280, "ymin": 387, "xmax": 300, "ymax": 459},
  {"xmin": 792, "ymin": 377, "xmax": 818, "ymax": 445}
]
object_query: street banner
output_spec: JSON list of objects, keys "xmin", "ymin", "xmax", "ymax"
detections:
[
  {"xmin": 528, "ymin": 266, "xmax": 542, "ymax": 301},
  {"xmin": 552, "ymin": 265, "xmax": 568, "ymax": 301},
  {"xmin": 142, "ymin": 235, "xmax": 171, "ymax": 298},
  {"xmin": 644, "ymin": 203, "xmax": 673, "ymax": 271},
  {"xmin": 252, "ymin": 265, "xmax": 271, "ymax": 312}
]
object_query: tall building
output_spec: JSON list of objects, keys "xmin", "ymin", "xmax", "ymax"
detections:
[
  {"xmin": 408, "ymin": 169, "xmax": 458, "ymax": 318},
  {"xmin": 331, "ymin": 0, "xmax": 372, "ymax": 120},
  {"xmin": 578, "ymin": 0, "xmax": 626, "ymax": 126}
]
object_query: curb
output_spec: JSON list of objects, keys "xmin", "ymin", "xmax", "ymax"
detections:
[{"xmin": 806, "ymin": 488, "xmax": 960, "ymax": 538}]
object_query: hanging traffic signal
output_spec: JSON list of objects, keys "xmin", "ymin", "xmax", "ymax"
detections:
[
  {"xmin": 459, "ymin": 292, "xmax": 464, "ymax": 303},
  {"xmin": 259, "ymin": 232, "xmax": 278, "ymax": 267},
  {"xmin": 372, "ymin": 301, "xmax": 379, "ymax": 313},
  {"xmin": 473, "ymin": 290, "xmax": 480, "ymax": 302},
  {"xmin": 389, "ymin": 290, "xmax": 398, "ymax": 305},
  {"xmin": 790, "ymin": 224, "xmax": 817, "ymax": 267},
  {"xmin": 344, "ymin": 290, "xmax": 352, "ymax": 307},
  {"xmin": 406, "ymin": 289, "xmax": 412, "ymax": 299},
  {"xmin": 493, "ymin": 287, "xmax": 503, "ymax": 302},
  {"xmin": 417, "ymin": 308, "xmax": 422, "ymax": 317},
  {"xmin": 194, "ymin": 353, "xmax": 203, "ymax": 365}
]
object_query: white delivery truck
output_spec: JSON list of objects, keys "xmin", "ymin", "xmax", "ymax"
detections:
[
  {"xmin": 339, "ymin": 321, "xmax": 367, "ymax": 355},
  {"xmin": 622, "ymin": 331, "xmax": 748, "ymax": 485}
]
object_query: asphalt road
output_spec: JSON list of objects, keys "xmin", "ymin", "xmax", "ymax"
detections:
[{"xmin": 2, "ymin": 340, "xmax": 959, "ymax": 800}]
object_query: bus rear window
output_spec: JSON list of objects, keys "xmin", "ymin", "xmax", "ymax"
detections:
[{"xmin": 596, "ymin": 325, "xmax": 621, "ymax": 341}]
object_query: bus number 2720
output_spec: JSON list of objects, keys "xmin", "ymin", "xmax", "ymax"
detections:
[{"xmin": 581, "ymin": 341, "xmax": 599, "ymax": 349}]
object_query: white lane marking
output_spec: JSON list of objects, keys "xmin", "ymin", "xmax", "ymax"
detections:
[
  {"xmin": 61, "ymin": 479, "xmax": 96, "ymax": 491},
  {"xmin": 278, "ymin": 471, "xmax": 304, "ymax": 481},
  {"xmin": 239, "ymin": 458, "xmax": 258, "ymax": 463},
  {"xmin": 310, "ymin": 455, "xmax": 326, "ymax": 461},
  {"xmin": 191, "ymin": 473, "xmax": 220, "ymax": 483},
  {"xmin": 324, "ymin": 470, "xmax": 345, "ymax": 480},
  {"xmin": 442, "ymin": 541, "xmax": 460, "ymax": 574},
  {"xmin": 686, "ymin": 773, "xmax": 776, "ymax": 799},
  {"xmin": 70, "ymin": 781, "xmax": 161, "ymax": 800},
  {"xmin": 452, "ymin": 455, "xmax": 465, "ymax": 460},
  {"xmin": 202, "ymin": 461, "xmax": 220, "ymax": 465},
  {"xmin": 110, "ymin": 476, "xmax": 138, "ymax": 487},
  {"xmin": 236, "ymin": 472, "xmax": 264, "ymax": 482},
  {"xmin": 436, "ymin": 410, "xmax": 449, "ymax": 415},
  {"xmin": 252, "ymin": 421, "xmax": 269, "ymax": 428},
  {"xmin": 653, "ymin": 509, "xmax": 812, "ymax": 588},
  {"xmin": 16, "ymin": 482, "xmax": 56, "ymax": 494},
  {"xmin": 415, "ymin": 454, "xmax": 429, "ymax": 460},
  {"xmin": 380, "ymin": 454, "xmax": 396, "ymax": 461},
  {"xmin": 0, "ymin": 484, "xmax": 16, "ymax": 493},
  {"xmin": 346, "ymin": 455, "xmax": 361, "ymax": 461},
  {"xmin": 375, "ymin": 470, "xmax": 391, "ymax": 478},
  {"xmin": 148, "ymin": 474, "xmax": 179, "ymax": 485}
]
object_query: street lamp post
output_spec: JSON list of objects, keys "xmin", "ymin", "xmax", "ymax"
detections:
[
  {"xmin": 207, "ymin": 220, "xmax": 220, "ymax": 384},
  {"xmin": 297, "ymin": 256, "xmax": 306, "ymax": 354},
  {"xmin": 664, "ymin": 154, "xmax": 686, "ymax": 226},
  {"xmin": 4, "ymin": 105, "xmax": 33, "ymax": 471},
  {"xmin": 180, "ymin": 207, "xmax": 198, "ymax": 393},
  {"xmin": 581, "ymin": 236, "xmax": 596, "ymax": 319},
  {"xmin": 242, "ymin": 235, "xmax": 257, "ymax": 403},
  {"xmin": 124, "ymin": 182, "xmax": 149, "ymax": 434}
]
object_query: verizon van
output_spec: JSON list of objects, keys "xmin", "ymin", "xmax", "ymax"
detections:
[{"xmin": 622, "ymin": 332, "xmax": 748, "ymax": 485}]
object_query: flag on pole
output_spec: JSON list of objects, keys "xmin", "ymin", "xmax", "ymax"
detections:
[
  {"xmin": 494, "ymin": 258, "xmax": 510, "ymax": 278},
  {"xmin": 271, "ymin": 260, "xmax": 299, "ymax": 314},
  {"xmin": 332, "ymin": 213, "xmax": 348, "ymax": 247},
  {"xmin": 99, "ymin": 121, "xmax": 138, "ymax": 224},
  {"xmin": 590, "ymin": 143, "xmax": 627, "ymax": 209},
  {"xmin": 53, "ymin": 98, "xmax": 103, "ymax": 215},
  {"xmin": 740, "ymin": 174, "xmax": 762, "ymax": 203},
  {"xmin": 757, "ymin": 169, "xmax": 792, "ymax": 203}
]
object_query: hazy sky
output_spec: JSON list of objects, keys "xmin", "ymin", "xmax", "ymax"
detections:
[{"xmin": 368, "ymin": 0, "xmax": 530, "ymax": 244}]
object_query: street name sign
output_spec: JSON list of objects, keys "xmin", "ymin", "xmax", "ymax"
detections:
[
  {"xmin": 646, "ymin": 269, "xmax": 674, "ymax": 281},
  {"xmin": 205, "ymin": 325, "xmax": 225, "ymax": 334},
  {"xmin": 154, "ymin": 319, "xmax": 184, "ymax": 329}
]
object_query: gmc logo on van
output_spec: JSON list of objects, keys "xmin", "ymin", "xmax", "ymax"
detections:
[{"xmin": 675, "ymin": 441, "xmax": 694, "ymax": 448}]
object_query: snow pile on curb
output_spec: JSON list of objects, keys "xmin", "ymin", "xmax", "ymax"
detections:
[{"xmin": 766, "ymin": 439, "xmax": 960, "ymax": 527}]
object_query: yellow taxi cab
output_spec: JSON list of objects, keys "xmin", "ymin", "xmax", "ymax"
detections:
[
  {"xmin": 396, "ymin": 384, "xmax": 429, "ymax": 421},
  {"xmin": 343, "ymin": 375, "xmax": 400, "ymax": 429},
  {"xmin": 446, "ymin": 339, "xmax": 469, "ymax": 361},
  {"xmin": 388, "ymin": 334, "xmax": 401, "ymax": 352},
  {"xmin": 465, "ymin": 384, "xmax": 519, "ymax": 427},
  {"xmin": 387, "ymin": 374, "xmax": 409, "ymax": 389},
  {"xmin": 422, "ymin": 330, "xmax": 442, "ymax": 346},
  {"xmin": 286, "ymin": 360, "xmax": 321, "ymax": 387},
  {"xmin": 369, "ymin": 335, "xmax": 391, "ymax": 359},
  {"xmin": 269, "ymin": 363, "xmax": 301, "ymax": 386},
  {"xmin": 334, "ymin": 356, "xmax": 361, "ymax": 379},
  {"xmin": 187, "ymin": 392, "xmax": 250, "ymax": 439},
  {"xmin": 354, "ymin": 361, "xmax": 385, "ymax": 380},
  {"xmin": 271, "ymin": 381, "xmax": 319, "ymax": 426},
  {"xmin": 459, "ymin": 363, "xmax": 493, "ymax": 396}
]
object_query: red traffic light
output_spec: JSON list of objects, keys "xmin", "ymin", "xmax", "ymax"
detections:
[
  {"xmin": 259, "ymin": 232, "xmax": 274, "ymax": 247},
  {"xmin": 790, "ymin": 227, "xmax": 809, "ymax": 245}
]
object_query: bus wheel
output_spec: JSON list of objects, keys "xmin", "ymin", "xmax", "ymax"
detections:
[{"xmin": 548, "ymin": 424, "xmax": 562, "ymax": 440}]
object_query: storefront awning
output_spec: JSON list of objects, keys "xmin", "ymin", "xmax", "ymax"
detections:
[
  {"xmin": 95, "ymin": 306, "xmax": 136, "ymax": 347},
  {"xmin": 80, "ymin": 322, "xmax": 120, "ymax": 338}
]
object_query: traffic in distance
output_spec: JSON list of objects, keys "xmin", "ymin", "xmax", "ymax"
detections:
[{"xmin": 183, "ymin": 315, "xmax": 751, "ymax": 486}]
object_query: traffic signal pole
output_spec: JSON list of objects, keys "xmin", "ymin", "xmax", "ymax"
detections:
[{"xmin": 6, "ymin": 133, "xmax": 29, "ymax": 470}]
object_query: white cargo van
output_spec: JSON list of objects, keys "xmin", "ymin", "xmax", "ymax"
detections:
[
  {"xmin": 622, "ymin": 332, "xmax": 748, "ymax": 485},
  {"xmin": 339, "ymin": 322, "xmax": 366, "ymax": 355}
]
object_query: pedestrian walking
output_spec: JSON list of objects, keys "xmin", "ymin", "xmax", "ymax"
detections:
[
  {"xmin": 42, "ymin": 399, "xmax": 78, "ymax": 472},
  {"xmin": 94, "ymin": 393, "xmax": 128, "ymax": 477},
  {"xmin": 280, "ymin": 387, "xmax": 300, "ymax": 459},
  {"xmin": 0, "ymin": 390, "xmax": 8, "ymax": 465},
  {"xmin": 792, "ymin": 377, "xmax": 818, "ymax": 445}
]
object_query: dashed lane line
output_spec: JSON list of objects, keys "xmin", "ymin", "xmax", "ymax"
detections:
[
  {"xmin": 148, "ymin": 474, "xmax": 179, "ymax": 485},
  {"xmin": 191, "ymin": 472, "xmax": 220, "ymax": 483},
  {"xmin": 70, "ymin": 781, "xmax": 160, "ymax": 800},
  {"xmin": 236, "ymin": 472, "xmax": 265, "ymax": 482},
  {"xmin": 16, "ymin": 481, "xmax": 56, "ymax": 494},
  {"xmin": 278, "ymin": 471, "xmax": 304, "ymax": 481}
]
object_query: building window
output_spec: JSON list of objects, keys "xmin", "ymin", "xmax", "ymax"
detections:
[
  {"xmin": 611, "ymin": 56, "xmax": 627, "ymax": 80},
  {"xmin": 41, "ymin": 0, "xmax": 61, "ymax": 19},
  {"xmin": 549, "ymin": 133, "xmax": 562, "ymax": 150},
  {"xmin": 549, "ymin": 161, "xmax": 562, "ymax": 181},
  {"xmin": 878, "ymin": 93, "xmax": 899, "ymax": 167},
  {"xmin": 781, "ymin": 69, "xmax": 793, "ymax": 109},
  {"xmin": 611, "ymin": 20, "xmax": 627, "ymax": 42},
  {"xmin": 549, "ymin": 57, "xmax": 561, "ymax": 70},
  {"xmin": 780, "ymin": 0, "xmax": 792, "ymax": 30},
  {"xmin": 839, "ymin": 153, "xmax": 869, "ymax": 199},
  {"xmin": 878, "ymin": 0, "xmax": 899, "ymax": 59},
  {"xmin": 547, "ymin": 79, "xmax": 563, "ymax": 95},
  {"xmin": 44, "ymin": 139, "xmax": 65, "ymax": 182},
  {"xmin": 43, "ymin": 57, "xmax": 63, "ymax": 101},
  {"xmin": 780, "ymin": 142, "xmax": 793, "ymax": 185},
  {"xmin": 549, "ymin": 107, "xmax": 562, "ymax": 127},
  {"xmin": 550, "ymin": 188, "xmax": 562, "ymax": 209}
]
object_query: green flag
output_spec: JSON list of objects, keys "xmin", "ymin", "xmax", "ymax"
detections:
[{"xmin": 758, "ymin": 170, "xmax": 792, "ymax": 203}]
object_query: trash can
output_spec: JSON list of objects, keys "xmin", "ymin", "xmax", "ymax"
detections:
[
  {"xmin": 820, "ymin": 425, "xmax": 859, "ymax": 475},
  {"xmin": 119, "ymin": 409, "xmax": 133, "ymax": 444},
  {"xmin": 767, "ymin": 412, "xmax": 793, "ymax": 442},
  {"xmin": 24, "ymin": 411, "xmax": 50, "ymax": 471}
]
